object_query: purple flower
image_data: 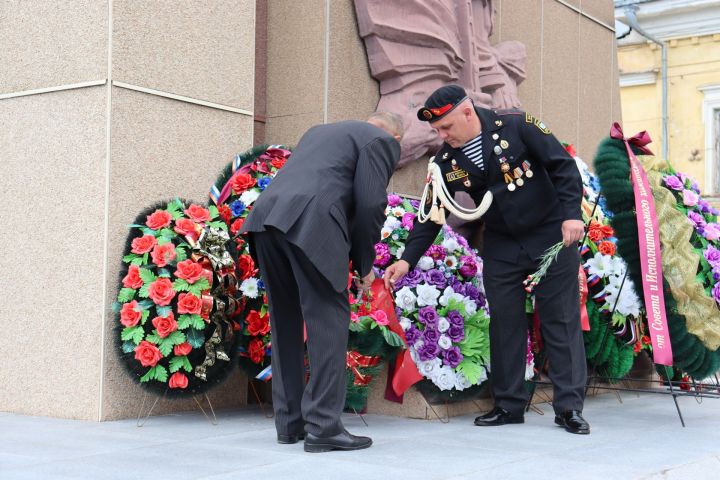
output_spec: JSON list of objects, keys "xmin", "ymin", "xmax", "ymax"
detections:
[
  {"xmin": 698, "ymin": 199, "xmax": 712, "ymax": 213},
  {"xmin": 683, "ymin": 189, "xmax": 699, "ymax": 207},
  {"xmin": 713, "ymin": 282, "xmax": 720, "ymax": 303},
  {"xmin": 442, "ymin": 346, "xmax": 463, "ymax": 368},
  {"xmin": 422, "ymin": 327, "xmax": 441, "ymax": 345},
  {"xmin": 458, "ymin": 256, "xmax": 479, "ymax": 278},
  {"xmin": 688, "ymin": 211, "xmax": 707, "ymax": 228},
  {"xmin": 692, "ymin": 181, "xmax": 701, "ymax": 193},
  {"xmin": 448, "ymin": 325, "xmax": 465, "ymax": 342},
  {"xmin": 705, "ymin": 223, "xmax": 720, "ymax": 241},
  {"xmin": 374, "ymin": 243, "xmax": 391, "ymax": 267},
  {"xmin": 447, "ymin": 310, "xmax": 464, "ymax": 327},
  {"xmin": 714, "ymin": 271, "xmax": 720, "ymax": 282},
  {"xmin": 418, "ymin": 341, "xmax": 440, "ymax": 361},
  {"xmin": 663, "ymin": 175, "xmax": 683, "ymax": 191},
  {"xmin": 464, "ymin": 284, "xmax": 480, "ymax": 301},
  {"xmin": 398, "ymin": 268, "xmax": 423, "ymax": 288},
  {"xmin": 426, "ymin": 245, "xmax": 446, "ymax": 261},
  {"xmin": 705, "ymin": 246, "xmax": 720, "ymax": 267},
  {"xmin": 401, "ymin": 212, "xmax": 416, "ymax": 230},
  {"xmin": 404, "ymin": 325, "xmax": 422, "ymax": 344},
  {"xmin": 450, "ymin": 278, "xmax": 465, "ymax": 294},
  {"xmin": 418, "ymin": 306, "xmax": 439, "ymax": 327},
  {"xmin": 387, "ymin": 194, "xmax": 402, "ymax": 207},
  {"xmin": 425, "ymin": 269, "xmax": 447, "ymax": 288}
]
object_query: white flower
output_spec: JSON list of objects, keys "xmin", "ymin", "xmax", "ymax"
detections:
[
  {"xmin": 585, "ymin": 252, "xmax": 613, "ymax": 278},
  {"xmin": 437, "ymin": 317, "xmax": 450, "ymax": 333},
  {"xmin": 391, "ymin": 206, "xmax": 405, "ymax": 217},
  {"xmin": 439, "ymin": 286, "xmax": 464, "ymax": 307},
  {"xmin": 605, "ymin": 281, "xmax": 641, "ymax": 318},
  {"xmin": 417, "ymin": 256, "xmax": 434, "ymax": 271},
  {"xmin": 384, "ymin": 217, "xmax": 401, "ymax": 229},
  {"xmin": 443, "ymin": 255, "xmax": 458, "ymax": 269},
  {"xmin": 416, "ymin": 283, "xmax": 441, "ymax": 307},
  {"xmin": 239, "ymin": 189, "xmax": 260, "ymax": 206},
  {"xmin": 441, "ymin": 237, "xmax": 461, "ymax": 253},
  {"xmin": 409, "ymin": 346, "xmax": 419, "ymax": 363},
  {"xmin": 380, "ymin": 226, "xmax": 393, "ymax": 240},
  {"xmin": 438, "ymin": 334, "xmax": 452, "ymax": 350},
  {"xmin": 419, "ymin": 358, "xmax": 442, "ymax": 377},
  {"xmin": 399, "ymin": 316, "xmax": 412, "ymax": 331},
  {"xmin": 525, "ymin": 362, "xmax": 535, "ymax": 381},
  {"xmin": 395, "ymin": 245, "xmax": 405, "ymax": 259},
  {"xmin": 240, "ymin": 278, "xmax": 259, "ymax": 298},
  {"xmin": 463, "ymin": 298, "xmax": 478, "ymax": 316},
  {"xmin": 395, "ymin": 287, "xmax": 417, "ymax": 311},
  {"xmin": 433, "ymin": 366, "xmax": 457, "ymax": 391}
]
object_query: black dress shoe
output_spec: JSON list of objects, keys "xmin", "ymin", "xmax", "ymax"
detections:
[
  {"xmin": 474, "ymin": 406, "xmax": 524, "ymax": 426},
  {"xmin": 277, "ymin": 433, "xmax": 305, "ymax": 444},
  {"xmin": 554, "ymin": 410, "xmax": 590, "ymax": 434},
  {"xmin": 304, "ymin": 429, "xmax": 372, "ymax": 453}
]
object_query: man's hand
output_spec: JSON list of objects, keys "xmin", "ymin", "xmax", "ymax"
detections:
[
  {"xmin": 355, "ymin": 271, "xmax": 375, "ymax": 294},
  {"xmin": 383, "ymin": 260, "xmax": 410, "ymax": 290},
  {"xmin": 562, "ymin": 219, "xmax": 585, "ymax": 247}
]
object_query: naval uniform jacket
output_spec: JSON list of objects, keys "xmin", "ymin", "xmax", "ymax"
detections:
[{"xmin": 401, "ymin": 107, "xmax": 583, "ymax": 267}]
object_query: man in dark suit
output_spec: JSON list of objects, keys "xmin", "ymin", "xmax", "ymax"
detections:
[
  {"xmin": 384, "ymin": 85, "xmax": 590, "ymax": 434},
  {"xmin": 242, "ymin": 112, "xmax": 403, "ymax": 452}
]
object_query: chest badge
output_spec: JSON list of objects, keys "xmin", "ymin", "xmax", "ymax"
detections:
[
  {"xmin": 445, "ymin": 169, "xmax": 469, "ymax": 182},
  {"xmin": 500, "ymin": 139, "xmax": 509, "ymax": 149}
]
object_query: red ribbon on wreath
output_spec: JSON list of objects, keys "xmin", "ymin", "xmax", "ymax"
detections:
[{"xmin": 346, "ymin": 351, "xmax": 381, "ymax": 386}]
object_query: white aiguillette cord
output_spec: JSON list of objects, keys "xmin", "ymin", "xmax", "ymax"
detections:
[{"xmin": 417, "ymin": 156, "xmax": 493, "ymax": 224}]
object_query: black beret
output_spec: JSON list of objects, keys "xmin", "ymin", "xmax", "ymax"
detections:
[{"xmin": 416, "ymin": 85, "xmax": 469, "ymax": 122}]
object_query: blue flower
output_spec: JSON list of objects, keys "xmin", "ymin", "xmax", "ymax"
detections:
[
  {"xmin": 231, "ymin": 200, "xmax": 246, "ymax": 216},
  {"xmin": 258, "ymin": 177, "xmax": 271, "ymax": 191},
  {"xmin": 257, "ymin": 279, "xmax": 265, "ymax": 290}
]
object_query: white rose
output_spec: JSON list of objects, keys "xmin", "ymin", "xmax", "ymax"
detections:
[
  {"xmin": 441, "ymin": 237, "xmax": 461, "ymax": 253},
  {"xmin": 240, "ymin": 278, "xmax": 259, "ymax": 298},
  {"xmin": 455, "ymin": 373, "xmax": 474, "ymax": 390},
  {"xmin": 433, "ymin": 366, "xmax": 457, "ymax": 391},
  {"xmin": 416, "ymin": 283, "xmax": 441, "ymax": 307},
  {"xmin": 239, "ymin": 189, "xmax": 260, "ymax": 206},
  {"xmin": 384, "ymin": 217, "xmax": 401, "ymax": 229},
  {"xmin": 437, "ymin": 317, "xmax": 450, "ymax": 333},
  {"xmin": 419, "ymin": 358, "xmax": 441, "ymax": 377},
  {"xmin": 439, "ymin": 286, "xmax": 464, "ymax": 307},
  {"xmin": 438, "ymin": 335, "xmax": 452, "ymax": 350},
  {"xmin": 417, "ymin": 256, "xmax": 434, "ymax": 271},
  {"xmin": 395, "ymin": 245, "xmax": 405, "ymax": 259},
  {"xmin": 395, "ymin": 287, "xmax": 417, "ymax": 311},
  {"xmin": 399, "ymin": 316, "xmax": 412, "ymax": 331},
  {"xmin": 463, "ymin": 298, "xmax": 478, "ymax": 315}
]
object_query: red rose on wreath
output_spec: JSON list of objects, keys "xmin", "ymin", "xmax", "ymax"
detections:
[
  {"xmin": 230, "ymin": 218, "xmax": 245, "ymax": 236},
  {"xmin": 120, "ymin": 301, "xmax": 142, "ymax": 327},
  {"xmin": 271, "ymin": 157, "xmax": 286, "ymax": 169},
  {"xmin": 134, "ymin": 340, "xmax": 163, "ymax": 367},
  {"xmin": 131, "ymin": 235, "xmax": 157, "ymax": 254},
  {"xmin": 178, "ymin": 293, "xmax": 202, "ymax": 315},
  {"xmin": 184, "ymin": 204, "xmax": 210, "ymax": 223},
  {"xmin": 587, "ymin": 222, "xmax": 604, "ymax": 242},
  {"xmin": 145, "ymin": 210, "xmax": 172, "ymax": 230},
  {"xmin": 601, "ymin": 225, "xmax": 615, "ymax": 238},
  {"xmin": 122, "ymin": 265, "xmax": 144, "ymax": 289},
  {"xmin": 598, "ymin": 241, "xmax": 616, "ymax": 256},
  {"xmin": 174, "ymin": 218, "xmax": 198, "ymax": 237},
  {"xmin": 218, "ymin": 204, "xmax": 232, "ymax": 224},
  {"xmin": 152, "ymin": 313, "xmax": 178, "ymax": 338},
  {"xmin": 232, "ymin": 173, "xmax": 256, "ymax": 193},
  {"xmin": 151, "ymin": 243, "xmax": 177, "ymax": 267},
  {"xmin": 168, "ymin": 372, "xmax": 189, "ymax": 389},
  {"xmin": 174, "ymin": 342, "xmax": 192, "ymax": 356},
  {"xmin": 237, "ymin": 254, "xmax": 255, "ymax": 280},
  {"xmin": 642, "ymin": 335, "xmax": 651, "ymax": 345},
  {"xmin": 148, "ymin": 278, "xmax": 176, "ymax": 306},
  {"xmin": 175, "ymin": 260, "xmax": 204, "ymax": 284},
  {"xmin": 248, "ymin": 337, "xmax": 266, "ymax": 364},
  {"xmin": 246, "ymin": 310, "xmax": 270, "ymax": 336}
]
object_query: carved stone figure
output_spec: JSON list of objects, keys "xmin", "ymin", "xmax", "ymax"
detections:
[{"xmin": 354, "ymin": 0, "xmax": 527, "ymax": 166}]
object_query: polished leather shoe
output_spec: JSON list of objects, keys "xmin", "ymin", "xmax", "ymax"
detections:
[
  {"xmin": 304, "ymin": 429, "xmax": 372, "ymax": 453},
  {"xmin": 554, "ymin": 410, "xmax": 590, "ymax": 434},
  {"xmin": 474, "ymin": 406, "xmax": 524, "ymax": 426},
  {"xmin": 277, "ymin": 433, "xmax": 305, "ymax": 444}
]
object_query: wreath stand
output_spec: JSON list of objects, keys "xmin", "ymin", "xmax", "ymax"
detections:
[{"xmin": 135, "ymin": 389, "xmax": 218, "ymax": 427}]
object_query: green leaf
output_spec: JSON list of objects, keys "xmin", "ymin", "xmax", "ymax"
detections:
[
  {"xmin": 141, "ymin": 310, "xmax": 150, "ymax": 324},
  {"xmin": 139, "ymin": 268, "xmax": 158, "ymax": 284},
  {"xmin": 186, "ymin": 328, "xmax": 205, "ymax": 348},
  {"xmin": 141, "ymin": 227, "xmax": 155, "ymax": 236},
  {"xmin": 157, "ymin": 236, "xmax": 171, "ymax": 246},
  {"xmin": 137, "ymin": 300, "xmax": 155, "ymax": 310},
  {"xmin": 142, "ymin": 252, "xmax": 149, "ymax": 264},
  {"xmin": 175, "ymin": 247, "xmax": 188, "ymax": 263},
  {"xmin": 138, "ymin": 284, "xmax": 150, "ymax": 298},
  {"xmin": 140, "ymin": 365, "xmax": 168, "ymax": 383},
  {"xmin": 209, "ymin": 205, "xmax": 219, "ymax": 218},
  {"xmin": 611, "ymin": 311, "xmax": 626, "ymax": 327},
  {"xmin": 130, "ymin": 257, "xmax": 144, "ymax": 266},
  {"xmin": 187, "ymin": 277, "xmax": 211, "ymax": 296},
  {"xmin": 456, "ymin": 359, "xmax": 485, "ymax": 385},
  {"xmin": 172, "ymin": 278, "xmax": 192, "ymax": 292},
  {"xmin": 121, "ymin": 341, "xmax": 136, "ymax": 354},
  {"xmin": 459, "ymin": 324, "xmax": 489, "ymax": 359},
  {"xmin": 207, "ymin": 220, "xmax": 227, "ymax": 230},
  {"xmin": 157, "ymin": 268, "xmax": 172, "ymax": 278},
  {"xmin": 348, "ymin": 322, "xmax": 366, "ymax": 332},
  {"xmin": 145, "ymin": 332, "xmax": 161, "ymax": 344},
  {"xmin": 169, "ymin": 356, "xmax": 185, "ymax": 373},
  {"xmin": 178, "ymin": 314, "xmax": 205, "ymax": 330},
  {"xmin": 111, "ymin": 301, "xmax": 122, "ymax": 313},
  {"xmin": 156, "ymin": 305, "xmax": 173, "ymax": 317},
  {"xmin": 381, "ymin": 328, "xmax": 404, "ymax": 347},
  {"xmin": 122, "ymin": 253, "xmax": 139, "ymax": 263},
  {"xmin": 117, "ymin": 288, "xmax": 136, "ymax": 302},
  {"xmin": 182, "ymin": 356, "xmax": 193, "ymax": 372},
  {"xmin": 121, "ymin": 326, "xmax": 145, "ymax": 345}
]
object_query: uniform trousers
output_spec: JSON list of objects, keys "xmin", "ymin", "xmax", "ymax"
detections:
[
  {"xmin": 482, "ymin": 244, "xmax": 586, "ymax": 415},
  {"xmin": 250, "ymin": 228, "xmax": 350, "ymax": 437}
]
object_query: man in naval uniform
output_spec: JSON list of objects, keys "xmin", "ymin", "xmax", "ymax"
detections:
[
  {"xmin": 243, "ymin": 112, "xmax": 403, "ymax": 452},
  {"xmin": 384, "ymin": 85, "xmax": 590, "ymax": 434}
]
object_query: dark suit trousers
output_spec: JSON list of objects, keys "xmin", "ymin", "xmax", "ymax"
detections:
[
  {"xmin": 250, "ymin": 228, "xmax": 350, "ymax": 437},
  {"xmin": 483, "ymin": 245, "xmax": 586, "ymax": 415}
]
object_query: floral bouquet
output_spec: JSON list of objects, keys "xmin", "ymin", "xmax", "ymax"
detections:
[
  {"xmin": 113, "ymin": 199, "xmax": 240, "ymax": 396},
  {"xmin": 375, "ymin": 195, "xmax": 503, "ymax": 395},
  {"xmin": 211, "ymin": 145, "xmax": 291, "ymax": 377}
]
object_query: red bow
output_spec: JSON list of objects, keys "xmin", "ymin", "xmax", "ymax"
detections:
[{"xmin": 610, "ymin": 122, "xmax": 654, "ymax": 156}]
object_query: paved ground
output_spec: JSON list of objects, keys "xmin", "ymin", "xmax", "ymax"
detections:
[{"xmin": 1, "ymin": 391, "xmax": 719, "ymax": 480}]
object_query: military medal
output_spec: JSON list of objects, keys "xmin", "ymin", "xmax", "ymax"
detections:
[
  {"xmin": 513, "ymin": 167, "xmax": 524, "ymax": 187},
  {"xmin": 522, "ymin": 160, "xmax": 534, "ymax": 178},
  {"xmin": 500, "ymin": 139, "xmax": 509, "ymax": 149},
  {"xmin": 499, "ymin": 157, "xmax": 515, "ymax": 191},
  {"xmin": 500, "ymin": 162, "xmax": 510, "ymax": 173},
  {"xmin": 494, "ymin": 145, "xmax": 502, "ymax": 155}
]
